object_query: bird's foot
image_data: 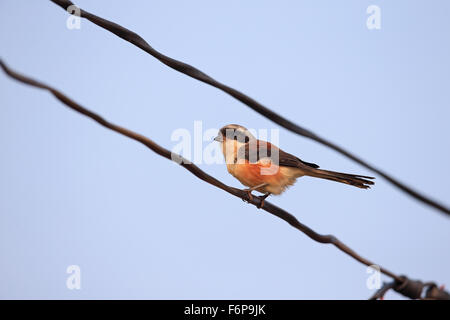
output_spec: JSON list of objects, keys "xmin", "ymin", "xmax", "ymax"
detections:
[
  {"xmin": 242, "ymin": 184, "xmax": 268, "ymax": 206},
  {"xmin": 257, "ymin": 193, "xmax": 271, "ymax": 209},
  {"xmin": 242, "ymin": 188, "xmax": 254, "ymax": 202}
]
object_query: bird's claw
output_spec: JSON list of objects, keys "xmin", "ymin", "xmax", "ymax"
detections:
[
  {"xmin": 241, "ymin": 189, "xmax": 271, "ymax": 210},
  {"xmin": 241, "ymin": 188, "xmax": 254, "ymax": 203},
  {"xmin": 246, "ymin": 189, "xmax": 254, "ymax": 202},
  {"xmin": 257, "ymin": 193, "xmax": 271, "ymax": 209},
  {"xmin": 257, "ymin": 197, "xmax": 265, "ymax": 209}
]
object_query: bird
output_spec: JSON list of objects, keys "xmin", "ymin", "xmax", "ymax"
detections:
[{"xmin": 214, "ymin": 124, "xmax": 374, "ymax": 208}]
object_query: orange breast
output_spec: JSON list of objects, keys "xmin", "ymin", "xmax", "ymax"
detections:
[{"xmin": 232, "ymin": 160, "xmax": 283, "ymax": 188}]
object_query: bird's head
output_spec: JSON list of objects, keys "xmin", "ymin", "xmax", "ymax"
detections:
[
  {"xmin": 214, "ymin": 124, "xmax": 256, "ymax": 161},
  {"xmin": 214, "ymin": 124, "xmax": 256, "ymax": 144}
]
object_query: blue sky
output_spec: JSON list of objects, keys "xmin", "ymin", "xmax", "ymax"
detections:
[{"xmin": 1, "ymin": 1, "xmax": 449, "ymax": 299}]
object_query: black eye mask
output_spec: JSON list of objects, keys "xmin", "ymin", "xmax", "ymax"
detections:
[{"xmin": 222, "ymin": 128, "xmax": 250, "ymax": 143}]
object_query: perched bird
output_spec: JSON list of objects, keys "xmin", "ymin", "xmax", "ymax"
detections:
[{"xmin": 214, "ymin": 124, "xmax": 374, "ymax": 207}]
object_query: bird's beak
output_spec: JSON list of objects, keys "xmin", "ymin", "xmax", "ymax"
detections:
[{"xmin": 214, "ymin": 135, "xmax": 223, "ymax": 142}]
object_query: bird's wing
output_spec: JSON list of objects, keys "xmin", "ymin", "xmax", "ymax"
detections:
[{"xmin": 241, "ymin": 141, "xmax": 319, "ymax": 169}]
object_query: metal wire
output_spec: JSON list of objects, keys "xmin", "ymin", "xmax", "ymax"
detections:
[
  {"xmin": 49, "ymin": 0, "xmax": 450, "ymax": 216},
  {"xmin": 2, "ymin": 60, "xmax": 448, "ymax": 299}
]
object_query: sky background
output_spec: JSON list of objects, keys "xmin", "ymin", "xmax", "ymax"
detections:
[{"xmin": 1, "ymin": 1, "xmax": 449, "ymax": 299}]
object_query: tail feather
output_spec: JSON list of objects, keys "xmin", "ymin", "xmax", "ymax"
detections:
[{"xmin": 306, "ymin": 168, "xmax": 375, "ymax": 189}]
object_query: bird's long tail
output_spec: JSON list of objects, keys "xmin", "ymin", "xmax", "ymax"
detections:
[{"xmin": 305, "ymin": 168, "xmax": 375, "ymax": 189}]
